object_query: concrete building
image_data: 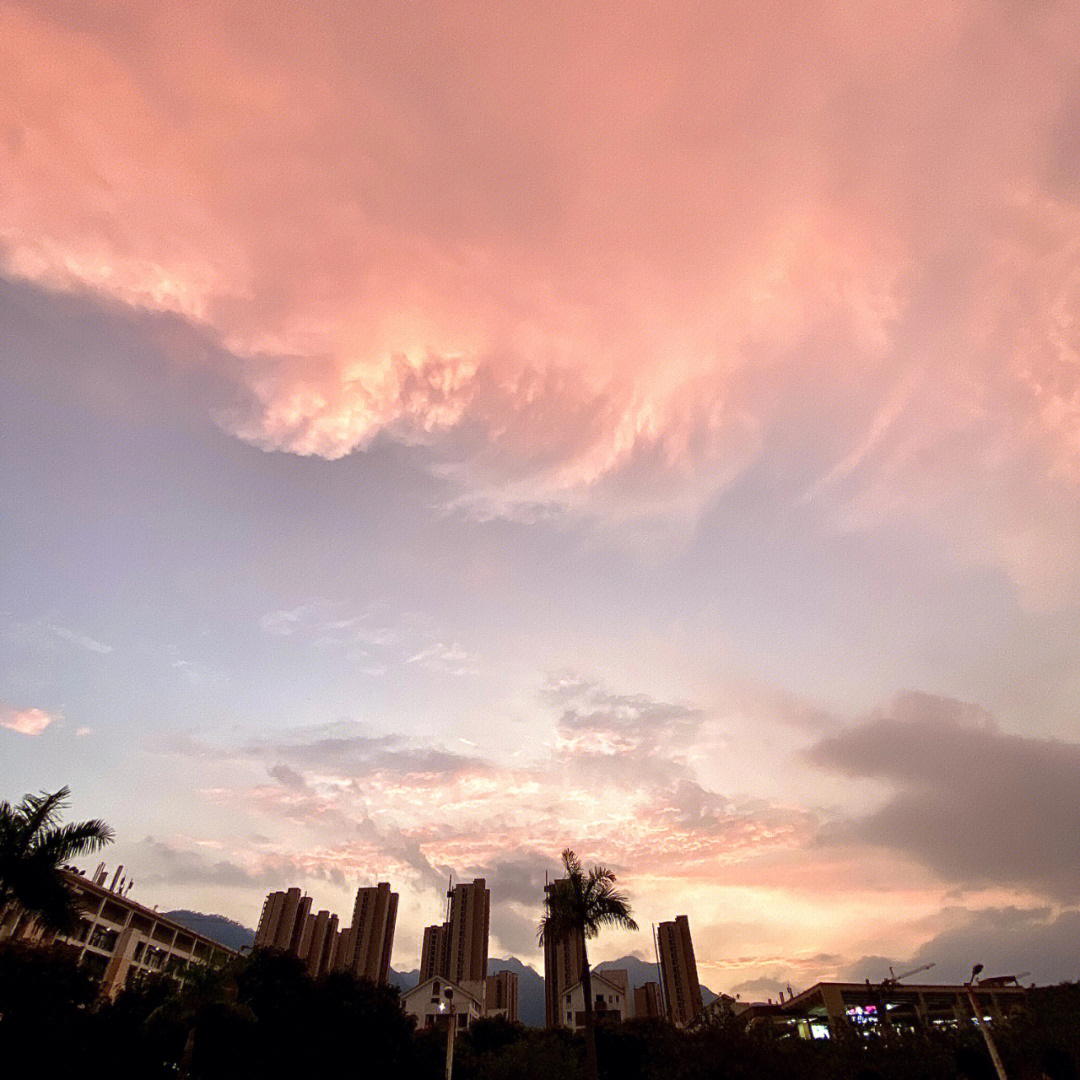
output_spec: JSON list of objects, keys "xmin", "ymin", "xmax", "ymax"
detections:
[
  {"xmin": 657, "ymin": 915, "xmax": 704, "ymax": 1026},
  {"xmin": 402, "ymin": 976, "xmax": 484, "ymax": 1033},
  {"xmin": 634, "ymin": 980, "xmax": 664, "ymax": 1020},
  {"xmin": 421, "ymin": 878, "xmax": 490, "ymax": 1007},
  {"xmin": 420, "ymin": 921, "xmax": 450, "ymax": 982},
  {"xmin": 485, "ymin": 969, "xmax": 520, "ymax": 1022},
  {"xmin": 299, "ymin": 908, "xmax": 339, "ymax": 978},
  {"xmin": 778, "ymin": 980, "xmax": 1030, "ymax": 1039},
  {"xmin": 253, "ymin": 881, "xmax": 398, "ymax": 985},
  {"xmin": 560, "ymin": 969, "xmax": 629, "ymax": 1031},
  {"xmin": 0, "ymin": 865, "xmax": 235, "ymax": 998},
  {"xmin": 543, "ymin": 879, "xmax": 587, "ymax": 1028},
  {"xmin": 446, "ymin": 878, "xmax": 490, "ymax": 1004},
  {"xmin": 339, "ymin": 882, "xmax": 398, "ymax": 984},
  {"xmin": 254, "ymin": 887, "xmax": 310, "ymax": 954}
]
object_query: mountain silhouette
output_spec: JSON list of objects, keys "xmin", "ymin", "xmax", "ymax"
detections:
[{"xmin": 163, "ymin": 910, "xmax": 256, "ymax": 953}]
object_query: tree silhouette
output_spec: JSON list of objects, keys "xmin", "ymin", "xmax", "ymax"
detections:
[
  {"xmin": 539, "ymin": 848, "xmax": 639, "ymax": 1080},
  {"xmin": 0, "ymin": 786, "xmax": 113, "ymax": 935}
]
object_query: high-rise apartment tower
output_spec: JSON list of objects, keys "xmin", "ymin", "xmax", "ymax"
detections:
[
  {"xmin": 656, "ymin": 915, "xmax": 703, "ymax": 1026},
  {"xmin": 485, "ymin": 969, "xmax": 519, "ymax": 1022},
  {"xmin": 420, "ymin": 878, "xmax": 490, "ymax": 1005},
  {"xmin": 339, "ymin": 882, "xmax": 398, "ymax": 984},
  {"xmin": 254, "ymin": 887, "xmax": 310, "ymax": 954},
  {"xmin": 253, "ymin": 882, "xmax": 398, "ymax": 986}
]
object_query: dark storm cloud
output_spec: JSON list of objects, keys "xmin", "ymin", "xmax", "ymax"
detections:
[
  {"xmin": 841, "ymin": 907, "xmax": 1080, "ymax": 986},
  {"xmin": 808, "ymin": 692, "xmax": 1080, "ymax": 901}
]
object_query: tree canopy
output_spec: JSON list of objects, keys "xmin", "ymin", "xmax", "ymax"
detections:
[{"xmin": 0, "ymin": 786, "xmax": 114, "ymax": 933}]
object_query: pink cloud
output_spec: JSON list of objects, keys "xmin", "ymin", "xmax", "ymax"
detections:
[
  {"xmin": 2, "ymin": 1, "xmax": 1078, "ymax": 587},
  {"xmin": 0, "ymin": 704, "xmax": 56, "ymax": 736}
]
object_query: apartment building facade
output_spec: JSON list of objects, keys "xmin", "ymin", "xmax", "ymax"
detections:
[{"xmin": 657, "ymin": 915, "xmax": 704, "ymax": 1026}]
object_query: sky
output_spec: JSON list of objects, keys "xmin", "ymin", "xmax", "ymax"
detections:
[{"xmin": 2, "ymin": 0, "xmax": 1079, "ymax": 996}]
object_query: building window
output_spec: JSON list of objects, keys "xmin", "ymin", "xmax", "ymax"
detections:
[{"xmin": 89, "ymin": 926, "xmax": 119, "ymax": 952}]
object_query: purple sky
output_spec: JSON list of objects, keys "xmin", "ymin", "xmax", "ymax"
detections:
[{"xmin": 2, "ymin": 0, "xmax": 1079, "ymax": 993}]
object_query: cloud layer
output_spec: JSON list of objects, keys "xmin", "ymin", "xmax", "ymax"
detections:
[
  {"xmin": 808, "ymin": 692, "xmax": 1080, "ymax": 902},
  {"xmin": 2, "ymin": 0, "xmax": 1079, "ymax": 576}
]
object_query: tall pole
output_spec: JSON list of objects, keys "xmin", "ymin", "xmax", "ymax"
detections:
[
  {"xmin": 444, "ymin": 992, "xmax": 456, "ymax": 1080},
  {"xmin": 966, "ymin": 977, "xmax": 1008, "ymax": 1080}
]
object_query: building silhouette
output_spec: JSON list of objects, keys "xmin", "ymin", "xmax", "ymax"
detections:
[
  {"xmin": 657, "ymin": 915, "xmax": 704, "ymax": 1026},
  {"xmin": 339, "ymin": 882, "xmax": 398, "ymax": 984},
  {"xmin": 299, "ymin": 908, "xmax": 340, "ymax": 978},
  {"xmin": 485, "ymin": 969, "xmax": 520, "ymax": 1022},
  {"xmin": 254, "ymin": 881, "xmax": 398, "ymax": 985},
  {"xmin": 634, "ymin": 980, "xmax": 664, "ymax": 1020},
  {"xmin": 0, "ymin": 865, "xmax": 235, "ymax": 998},
  {"xmin": 420, "ymin": 921, "xmax": 450, "ymax": 982},
  {"xmin": 543, "ymin": 878, "xmax": 587, "ymax": 1028},
  {"xmin": 420, "ymin": 878, "xmax": 490, "ymax": 1006},
  {"xmin": 254, "ymin": 886, "xmax": 311, "ymax": 953}
]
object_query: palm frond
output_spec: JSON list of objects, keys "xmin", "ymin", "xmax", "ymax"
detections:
[
  {"xmin": 20, "ymin": 787, "xmax": 72, "ymax": 837},
  {"xmin": 32, "ymin": 819, "xmax": 115, "ymax": 861}
]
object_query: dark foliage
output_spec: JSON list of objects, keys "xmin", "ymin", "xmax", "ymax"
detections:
[
  {"xmin": 0, "ymin": 787, "xmax": 113, "ymax": 934},
  {"xmin": 2, "ymin": 940, "xmax": 1076, "ymax": 1080}
]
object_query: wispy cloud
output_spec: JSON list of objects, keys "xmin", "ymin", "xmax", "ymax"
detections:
[
  {"xmin": 405, "ymin": 642, "xmax": 479, "ymax": 676},
  {"xmin": 1, "ymin": 614, "xmax": 113, "ymax": 654}
]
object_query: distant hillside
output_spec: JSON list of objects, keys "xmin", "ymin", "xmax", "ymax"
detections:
[
  {"xmin": 597, "ymin": 954, "xmax": 719, "ymax": 1006},
  {"xmin": 164, "ymin": 910, "xmax": 256, "ymax": 953},
  {"xmin": 389, "ymin": 967, "xmax": 420, "ymax": 993}
]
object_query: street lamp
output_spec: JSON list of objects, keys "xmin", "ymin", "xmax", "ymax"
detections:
[
  {"xmin": 966, "ymin": 964, "xmax": 1008, "ymax": 1080},
  {"xmin": 444, "ymin": 986, "xmax": 456, "ymax": 1080}
]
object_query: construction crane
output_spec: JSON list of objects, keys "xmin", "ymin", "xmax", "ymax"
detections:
[{"xmin": 883, "ymin": 962, "xmax": 935, "ymax": 987}]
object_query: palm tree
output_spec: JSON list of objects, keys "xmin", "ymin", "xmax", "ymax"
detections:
[
  {"xmin": 538, "ymin": 848, "xmax": 639, "ymax": 1080},
  {"xmin": 0, "ymin": 786, "xmax": 113, "ymax": 936}
]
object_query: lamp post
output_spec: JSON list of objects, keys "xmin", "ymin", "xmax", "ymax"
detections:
[
  {"xmin": 966, "ymin": 964, "xmax": 1008, "ymax": 1080},
  {"xmin": 444, "ymin": 986, "xmax": 456, "ymax": 1080}
]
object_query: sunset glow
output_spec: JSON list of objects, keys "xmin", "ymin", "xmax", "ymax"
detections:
[{"xmin": 2, "ymin": 0, "xmax": 1078, "ymax": 994}]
